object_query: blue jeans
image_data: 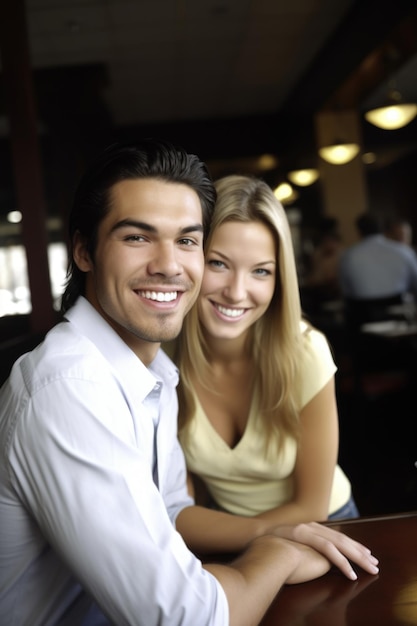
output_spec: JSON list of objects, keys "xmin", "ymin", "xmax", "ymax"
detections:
[
  {"xmin": 328, "ymin": 495, "xmax": 360, "ymax": 521},
  {"xmin": 80, "ymin": 604, "xmax": 111, "ymax": 626}
]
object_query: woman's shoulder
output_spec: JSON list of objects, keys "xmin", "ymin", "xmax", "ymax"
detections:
[
  {"xmin": 300, "ymin": 319, "xmax": 329, "ymax": 349},
  {"xmin": 300, "ymin": 319, "xmax": 327, "ymax": 343}
]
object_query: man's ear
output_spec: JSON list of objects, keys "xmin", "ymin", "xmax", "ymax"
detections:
[{"xmin": 73, "ymin": 231, "xmax": 93, "ymax": 272}]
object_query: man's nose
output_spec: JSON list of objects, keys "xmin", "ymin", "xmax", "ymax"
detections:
[{"xmin": 147, "ymin": 243, "xmax": 182, "ymax": 276}]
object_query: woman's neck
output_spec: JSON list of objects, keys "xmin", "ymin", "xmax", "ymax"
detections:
[{"xmin": 203, "ymin": 330, "xmax": 252, "ymax": 366}]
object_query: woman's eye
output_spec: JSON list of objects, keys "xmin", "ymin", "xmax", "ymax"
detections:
[
  {"xmin": 254, "ymin": 268, "xmax": 272, "ymax": 277},
  {"xmin": 207, "ymin": 259, "xmax": 225, "ymax": 269}
]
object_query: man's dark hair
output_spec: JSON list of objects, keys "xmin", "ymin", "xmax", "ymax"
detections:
[
  {"xmin": 61, "ymin": 138, "xmax": 216, "ymax": 313},
  {"xmin": 355, "ymin": 213, "xmax": 380, "ymax": 238}
]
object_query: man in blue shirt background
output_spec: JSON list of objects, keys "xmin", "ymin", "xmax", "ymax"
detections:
[{"xmin": 339, "ymin": 212, "xmax": 417, "ymax": 301}]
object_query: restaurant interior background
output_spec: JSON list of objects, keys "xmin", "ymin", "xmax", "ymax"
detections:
[{"xmin": 1, "ymin": 0, "xmax": 417, "ymax": 516}]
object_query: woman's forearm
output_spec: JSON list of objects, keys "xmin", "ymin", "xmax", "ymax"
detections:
[{"xmin": 176, "ymin": 505, "xmax": 269, "ymax": 553}]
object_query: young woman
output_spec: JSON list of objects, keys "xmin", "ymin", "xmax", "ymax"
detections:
[{"xmin": 173, "ymin": 174, "xmax": 358, "ymax": 523}]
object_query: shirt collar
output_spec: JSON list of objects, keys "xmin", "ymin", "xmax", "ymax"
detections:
[{"xmin": 65, "ymin": 297, "xmax": 178, "ymax": 401}]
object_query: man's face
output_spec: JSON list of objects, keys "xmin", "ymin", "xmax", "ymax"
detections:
[{"xmin": 74, "ymin": 178, "xmax": 205, "ymax": 364}]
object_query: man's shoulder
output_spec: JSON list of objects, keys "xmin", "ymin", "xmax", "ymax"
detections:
[
  {"xmin": 378, "ymin": 237, "xmax": 417, "ymax": 263},
  {"xmin": 342, "ymin": 235, "xmax": 380, "ymax": 258},
  {"xmin": 16, "ymin": 321, "xmax": 109, "ymax": 393},
  {"xmin": 392, "ymin": 240, "xmax": 417, "ymax": 261}
]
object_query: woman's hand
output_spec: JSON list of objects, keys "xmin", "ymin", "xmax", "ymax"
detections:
[{"xmin": 271, "ymin": 522, "xmax": 379, "ymax": 580}]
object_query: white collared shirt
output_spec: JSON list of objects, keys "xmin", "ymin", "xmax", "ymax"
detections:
[{"xmin": 0, "ymin": 297, "xmax": 228, "ymax": 625}]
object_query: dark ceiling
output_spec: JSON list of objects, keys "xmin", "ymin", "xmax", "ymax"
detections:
[{"xmin": 1, "ymin": 0, "xmax": 417, "ymax": 230}]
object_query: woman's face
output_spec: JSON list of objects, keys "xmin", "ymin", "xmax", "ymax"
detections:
[{"xmin": 198, "ymin": 220, "xmax": 277, "ymax": 342}]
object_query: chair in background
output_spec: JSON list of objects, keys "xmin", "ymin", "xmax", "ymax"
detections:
[
  {"xmin": 342, "ymin": 293, "xmax": 412, "ymax": 398},
  {"xmin": 337, "ymin": 294, "xmax": 417, "ymax": 515}
]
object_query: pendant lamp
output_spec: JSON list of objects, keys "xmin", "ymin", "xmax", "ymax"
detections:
[
  {"xmin": 318, "ymin": 141, "xmax": 360, "ymax": 165},
  {"xmin": 364, "ymin": 89, "xmax": 417, "ymax": 130},
  {"xmin": 287, "ymin": 169, "xmax": 319, "ymax": 186},
  {"xmin": 273, "ymin": 182, "xmax": 299, "ymax": 205}
]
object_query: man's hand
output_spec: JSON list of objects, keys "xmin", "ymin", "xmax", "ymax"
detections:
[
  {"xmin": 204, "ymin": 535, "xmax": 329, "ymax": 626},
  {"xmin": 282, "ymin": 540, "xmax": 332, "ymax": 584}
]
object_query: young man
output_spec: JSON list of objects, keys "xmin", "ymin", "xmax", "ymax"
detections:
[{"xmin": 0, "ymin": 139, "xmax": 379, "ymax": 626}]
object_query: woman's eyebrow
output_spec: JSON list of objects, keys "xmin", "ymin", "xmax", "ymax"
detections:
[{"xmin": 209, "ymin": 249, "xmax": 275, "ymax": 265}]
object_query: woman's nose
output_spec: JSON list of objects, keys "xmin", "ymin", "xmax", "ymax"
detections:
[{"xmin": 223, "ymin": 273, "xmax": 246, "ymax": 301}]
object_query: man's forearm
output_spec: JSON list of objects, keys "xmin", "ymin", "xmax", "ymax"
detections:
[{"xmin": 203, "ymin": 535, "xmax": 308, "ymax": 626}]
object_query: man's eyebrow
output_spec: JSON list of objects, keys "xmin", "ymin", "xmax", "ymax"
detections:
[
  {"xmin": 110, "ymin": 219, "xmax": 156, "ymax": 234},
  {"xmin": 180, "ymin": 224, "xmax": 204, "ymax": 235},
  {"xmin": 110, "ymin": 219, "xmax": 203, "ymax": 235}
]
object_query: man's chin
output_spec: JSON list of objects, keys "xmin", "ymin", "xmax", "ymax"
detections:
[
  {"xmin": 156, "ymin": 324, "xmax": 183, "ymax": 343},
  {"xmin": 140, "ymin": 317, "xmax": 184, "ymax": 344}
]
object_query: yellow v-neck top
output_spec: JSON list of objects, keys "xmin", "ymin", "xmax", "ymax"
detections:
[{"xmin": 178, "ymin": 326, "xmax": 351, "ymax": 517}]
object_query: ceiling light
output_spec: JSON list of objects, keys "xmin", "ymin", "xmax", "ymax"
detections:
[
  {"xmin": 365, "ymin": 104, "xmax": 417, "ymax": 129},
  {"xmin": 273, "ymin": 183, "xmax": 299, "ymax": 205},
  {"xmin": 362, "ymin": 152, "xmax": 377, "ymax": 165},
  {"xmin": 365, "ymin": 103, "xmax": 417, "ymax": 130},
  {"xmin": 7, "ymin": 210, "xmax": 22, "ymax": 224},
  {"xmin": 364, "ymin": 90, "xmax": 417, "ymax": 130},
  {"xmin": 318, "ymin": 141, "xmax": 360, "ymax": 165},
  {"xmin": 287, "ymin": 169, "xmax": 319, "ymax": 186},
  {"xmin": 257, "ymin": 154, "xmax": 279, "ymax": 170}
]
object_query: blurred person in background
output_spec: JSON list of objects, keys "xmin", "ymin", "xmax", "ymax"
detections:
[
  {"xmin": 384, "ymin": 215, "xmax": 413, "ymax": 248},
  {"xmin": 339, "ymin": 212, "xmax": 417, "ymax": 302}
]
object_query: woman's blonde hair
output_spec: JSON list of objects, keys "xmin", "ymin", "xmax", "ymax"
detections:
[{"xmin": 175, "ymin": 174, "xmax": 305, "ymax": 450}]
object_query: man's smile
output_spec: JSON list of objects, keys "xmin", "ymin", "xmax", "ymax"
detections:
[{"xmin": 137, "ymin": 290, "xmax": 179, "ymax": 302}]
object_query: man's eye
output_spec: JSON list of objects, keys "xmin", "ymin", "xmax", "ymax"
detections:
[
  {"xmin": 178, "ymin": 237, "xmax": 197, "ymax": 246},
  {"xmin": 124, "ymin": 234, "xmax": 145, "ymax": 242}
]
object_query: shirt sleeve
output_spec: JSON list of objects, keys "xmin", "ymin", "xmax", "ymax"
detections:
[
  {"xmin": 298, "ymin": 327, "xmax": 337, "ymax": 408},
  {"xmin": 8, "ymin": 371, "xmax": 228, "ymax": 626},
  {"xmin": 162, "ymin": 436, "xmax": 196, "ymax": 523}
]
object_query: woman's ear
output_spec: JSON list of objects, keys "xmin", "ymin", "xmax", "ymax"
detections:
[{"xmin": 73, "ymin": 230, "xmax": 93, "ymax": 272}]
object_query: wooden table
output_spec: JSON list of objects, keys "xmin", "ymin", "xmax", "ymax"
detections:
[{"xmin": 260, "ymin": 512, "xmax": 417, "ymax": 625}]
